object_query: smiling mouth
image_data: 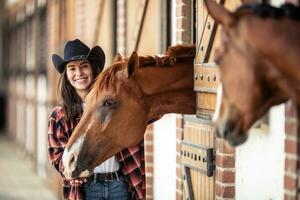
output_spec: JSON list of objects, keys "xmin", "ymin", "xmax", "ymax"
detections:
[{"xmin": 75, "ymin": 78, "xmax": 88, "ymax": 83}]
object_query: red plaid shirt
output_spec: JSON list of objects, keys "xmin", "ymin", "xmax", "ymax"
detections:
[{"xmin": 48, "ymin": 106, "xmax": 145, "ymax": 200}]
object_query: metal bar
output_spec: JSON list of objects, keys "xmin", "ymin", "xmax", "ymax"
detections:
[
  {"xmin": 133, "ymin": 0, "xmax": 149, "ymax": 51},
  {"xmin": 183, "ymin": 166, "xmax": 194, "ymax": 200},
  {"xmin": 93, "ymin": 0, "xmax": 105, "ymax": 46}
]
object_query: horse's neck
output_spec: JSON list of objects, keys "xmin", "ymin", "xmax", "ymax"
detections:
[
  {"xmin": 137, "ymin": 61, "xmax": 196, "ymax": 120},
  {"xmin": 246, "ymin": 17, "xmax": 300, "ymax": 88},
  {"xmin": 138, "ymin": 61, "xmax": 194, "ymax": 94}
]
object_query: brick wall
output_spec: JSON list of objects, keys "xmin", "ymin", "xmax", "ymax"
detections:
[
  {"xmin": 175, "ymin": 0, "xmax": 192, "ymax": 44},
  {"xmin": 176, "ymin": 115, "xmax": 184, "ymax": 199},
  {"xmin": 145, "ymin": 125, "xmax": 154, "ymax": 200},
  {"xmin": 215, "ymin": 139, "xmax": 235, "ymax": 199},
  {"xmin": 283, "ymin": 1, "xmax": 299, "ymax": 199},
  {"xmin": 284, "ymin": 101, "xmax": 299, "ymax": 200}
]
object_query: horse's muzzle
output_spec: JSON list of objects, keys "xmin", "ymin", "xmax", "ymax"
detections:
[{"xmin": 216, "ymin": 120, "xmax": 248, "ymax": 146}]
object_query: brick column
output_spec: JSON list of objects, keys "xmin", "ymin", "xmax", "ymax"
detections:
[
  {"xmin": 176, "ymin": 0, "xmax": 192, "ymax": 44},
  {"xmin": 175, "ymin": 0, "xmax": 192, "ymax": 199},
  {"xmin": 284, "ymin": 101, "xmax": 300, "ymax": 200},
  {"xmin": 116, "ymin": 0, "xmax": 126, "ymax": 56},
  {"xmin": 176, "ymin": 115, "xmax": 184, "ymax": 199},
  {"xmin": 145, "ymin": 125, "xmax": 154, "ymax": 200},
  {"xmin": 215, "ymin": 138, "xmax": 235, "ymax": 199},
  {"xmin": 282, "ymin": 0, "xmax": 300, "ymax": 198}
]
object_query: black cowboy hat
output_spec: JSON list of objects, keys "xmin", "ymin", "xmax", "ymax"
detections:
[{"xmin": 52, "ymin": 39, "xmax": 105, "ymax": 73}]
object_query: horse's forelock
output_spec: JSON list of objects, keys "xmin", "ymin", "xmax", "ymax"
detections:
[{"xmin": 93, "ymin": 63, "xmax": 125, "ymax": 95}]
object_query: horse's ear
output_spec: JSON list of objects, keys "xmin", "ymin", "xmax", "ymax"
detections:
[
  {"xmin": 126, "ymin": 51, "xmax": 139, "ymax": 79},
  {"xmin": 204, "ymin": 0, "xmax": 234, "ymax": 27},
  {"xmin": 113, "ymin": 53, "xmax": 123, "ymax": 63}
]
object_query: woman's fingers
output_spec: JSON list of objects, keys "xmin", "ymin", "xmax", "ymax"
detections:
[{"xmin": 69, "ymin": 178, "xmax": 87, "ymax": 186}]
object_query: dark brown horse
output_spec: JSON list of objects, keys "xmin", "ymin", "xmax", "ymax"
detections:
[
  {"xmin": 62, "ymin": 45, "xmax": 196, "ymax": 179},
  {"xmin": 205, "ymin": 0, "xmax": 300, "ymax": 146}
]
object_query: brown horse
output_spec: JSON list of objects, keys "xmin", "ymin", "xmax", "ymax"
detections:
[
  {"xmin": 205, "ymin": 0, "xmax": 300, "ymax": 146},
  {"xmin": 62, "ymin": 45, "xmax": 196, "ymax": 179}
]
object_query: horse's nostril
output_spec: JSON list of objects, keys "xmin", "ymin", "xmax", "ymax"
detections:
[
  {"xmin": 70, "ymin": 154, "xmax": 75, "ymax": 164},
  {"xmin": 69, "ymin": 153, "xmax": 76, "ymax": 170},
  {"xmin": 223, "ymin": 128, "xmax": 230, "ymax": 138}
]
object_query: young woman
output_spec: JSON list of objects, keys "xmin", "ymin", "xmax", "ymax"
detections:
[{"xmin": 48, "ymin": 39, "xmax": 145, "ymax": 200}]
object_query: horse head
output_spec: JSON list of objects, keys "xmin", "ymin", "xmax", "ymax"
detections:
[
  {"xmin": 62, "ymin": 45, "xmax": 196, "ymax": 179},
  {"xmin": 205, "ymin": 0, "xmax": 289, "ymax": 146}
]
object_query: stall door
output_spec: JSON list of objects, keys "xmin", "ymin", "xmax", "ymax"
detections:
[{"xmin": 181, "ymin": 1, "xmax": 241, "ymax": 199}]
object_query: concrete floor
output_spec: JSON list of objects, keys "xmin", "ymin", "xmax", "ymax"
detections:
[{"xmin": 0, "ymin": 134, "xmax": 58, "ymax": 200}]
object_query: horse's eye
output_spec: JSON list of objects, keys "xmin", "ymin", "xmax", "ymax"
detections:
[{"xmin": 103, "ymin": 99, "xmax": 115, "ymax": 107}]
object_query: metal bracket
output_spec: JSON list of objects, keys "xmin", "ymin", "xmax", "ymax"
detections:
[{"xmin": 181, "ymin": 140, "xmax": 215, "ymax": 177}]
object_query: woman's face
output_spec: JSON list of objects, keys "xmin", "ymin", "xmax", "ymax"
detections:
[{"xmin": 66, "ymin": 60, "xmax": 94, "ymax": 93}]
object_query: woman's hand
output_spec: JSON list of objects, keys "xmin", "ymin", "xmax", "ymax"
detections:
[{"xmin": 69, "ymin": 178, "xmax": 88, "ymax": 186}]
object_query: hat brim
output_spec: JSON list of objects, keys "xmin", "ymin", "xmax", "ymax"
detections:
[{"xmin": 52, "ymin": 46, "xmax": 106, "ymax": 74}]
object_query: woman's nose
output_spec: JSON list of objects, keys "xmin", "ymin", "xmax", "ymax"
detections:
[{"xmin": 75, "ymin": 68, "xmax": 84, "ymax": 76}]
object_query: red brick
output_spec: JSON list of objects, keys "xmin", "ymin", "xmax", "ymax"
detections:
[
  {"xmin": 216, "ymin": 154, "xmax": 235, "ymax": 168},
  {"xmin": 176, "ymin": 132, "xmax": 183, "ymax": 140},
  {"xmin": 285, "ymin": 120, "xmax": 298, "ymax": 136},
  {"xmin": 216, "ymin": 138, "xmax": 235, "ymax": 154},
  {"xmin": 146, "ymin": 176, "xmax": 153, "ymax": 184},
  {"xmin": 285, "ymin": 193, "xmax": 296, "ymax": 200},
  {"xmin": 285, "ymin": 157, "xmax": 297, "ymax": 173},
  {"xmin": 285, "ymin": 101, "xmax": 297, "ymax": 117},
  {"xmin": 145, "ymin": 132, "xmax": 153, "ymax": 140},
  {"xmin": 176, "ymin": 142, "xmax": 181, "ymax": 152},
  {"xmin": 285, "ymin": 139, "xmax": 299, "ymax": 154},
  {"xmin": 145, "ymin": 144, "xmax": 153, "ymax": 152},
  {"xmin": 215, "ymin": 184, "xmax": 235, "ymax": 198},
  {"xmin": 176, "ymin": 0, "xmax": 190, "ymax": 5},
  {"xmin": 176, "ymin": 116, "xmax": 183, "ymax": 126},
  {"xmin": 176, "ymin": 18, "xmax": 189, "ymax": 29},
  {"xmin": 176, "ymin": 191, "xmax": 183, "ymax": 200},
  {"xmin": 146, "ymin": 124, "xmax": 153, "ymax": 131},
  {"xmin": 216, "ymin": 170, "xmax": 235, "ymax": 183},
  {"xmin": 284, "ymin": 175, "xmax": 297, "ymax": 190},
  {"xmin": 176, "ymin": 4, "xmax": 189, "ymax": 17},
  {"xmin": 176, "ymin": 31, "xmax": 190, "ymax": 43},
  {"xmin": 145, "ymin": 166, "xmax": 153, "ymax": 173},
  {"xmin": 176, "ymin": 178, "xmax": 183, "ymax": 189}
]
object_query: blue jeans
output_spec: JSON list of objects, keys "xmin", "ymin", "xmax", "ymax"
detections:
[{"xmin": 84, "ymin": 176, "xmax": 129, "ymax": 200}]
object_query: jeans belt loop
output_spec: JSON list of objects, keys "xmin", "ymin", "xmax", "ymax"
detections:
[
  {"xmin": 115, "ymin": 171, "xmax": 120, "ymax": 181},
  {"xmin": 93, "ymin": 174, "xmax": 97, "ymax": 183}
]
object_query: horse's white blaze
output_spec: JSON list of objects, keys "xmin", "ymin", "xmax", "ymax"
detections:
[
  {"xmin": 62, "ymin": 120, "xmax": 94, "ymax": 178},
  {"xmin": 213, "ymin": 84, "xmax": 223, "ymax": 122}
]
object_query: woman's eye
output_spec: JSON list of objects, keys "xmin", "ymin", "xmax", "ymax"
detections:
[{"xmin": 103, "ymin": 99, "xmax": 115, "ymax": 107}]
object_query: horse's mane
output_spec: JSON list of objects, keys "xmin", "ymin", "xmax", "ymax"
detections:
[
  {"xmin": 235, "ymin": 3, "xmax": 300, "ymax": 20},
  {"xmin": 92, "ymin": 44, "xmax": 196, "ymax": 92},
  {"xmin": 127, "ymin": 44, "xmax": 196, "ymax": 67}
]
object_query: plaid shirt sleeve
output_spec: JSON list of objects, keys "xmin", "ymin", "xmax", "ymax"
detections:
[
  {"xmin": 117, "ymin": 140, "xmax": 145, "ymax": 200},
  {"xmin": 48, "ymin": 106, "xmax": 84, "ymax": 200}
]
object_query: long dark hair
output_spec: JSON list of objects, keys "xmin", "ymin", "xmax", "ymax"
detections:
[{"xmin": 58, "ymin": 61, "xmax": 102, "ymax": 120}]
